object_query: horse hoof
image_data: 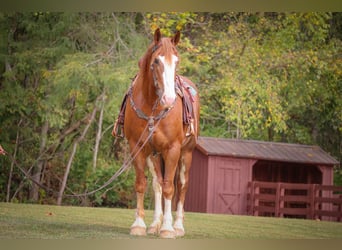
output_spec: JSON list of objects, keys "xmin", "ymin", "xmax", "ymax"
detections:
[
  {"xmin": 174, "ymin": 228, "xmax": 185, "ymax": 237},
  {"xmin": 147, "ymin": 226, "xmax": 159, "ymax": 235},
  {"xmin": 159, "ymin": 230, "xmax": 176, "ymax": 239},
  {"xmin": 130, "ymin": 226, "xmax": 147, "ymax": 236}
]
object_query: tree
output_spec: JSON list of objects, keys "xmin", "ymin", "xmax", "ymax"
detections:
[{"xmin": 0, "ymin": 12, "xmax": 148, "ymax": 205}]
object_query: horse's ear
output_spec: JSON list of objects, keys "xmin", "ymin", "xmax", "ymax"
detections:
[
  {"xmin": 154, "ymin": 28, "xmax": 161, "ymax": 44},
  {"xmin": 138, "ymin": 57, "xmax": 143, "ymax": 68},
  {"xmin": 171, "ymin": 30, "xmax": 180, "ymax": 46}
]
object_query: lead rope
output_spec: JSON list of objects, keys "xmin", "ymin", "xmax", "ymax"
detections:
[{"xmin": 3, "ymin": 115, "xmax": 163, "ymax": 199}]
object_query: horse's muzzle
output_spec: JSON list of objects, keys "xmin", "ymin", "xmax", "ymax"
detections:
[{"xmin": 160, "ymin": 95, "xmax": 176, "ymax": 108}]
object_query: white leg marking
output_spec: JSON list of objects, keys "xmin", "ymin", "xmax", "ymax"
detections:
[
  {"xmin": 175, "ymin": 159, "xmax": 186, "ymax": 236},
  {"xmin": 179, "ymin": 157, "xmax": 186, "ymax": 189},
  {"xmin": 160, "ymin": 198, "xmax": 175, "ymax": 232},
  {"xmin": 147, "ymin": 156, "xmax": 163, "ymax": 231},
  {"xmin": 174, "ymin": 201, "xmax": 185, "ymax": 233},
  {"xmin": 131, "ymin": 210, "xmax": 146, "ymax": 229}
]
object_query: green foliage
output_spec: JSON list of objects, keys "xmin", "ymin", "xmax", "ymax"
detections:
[
  {"xmin": 86, "ymin": 164, "xmax": 136, "ymax": 208},
  {"xmin": 334, "ymin": 169, "xmax": 342, "ymax": 186},
  {"xmin": 0, "ymin": 12, "xmax": 145, "ymax": 205},
  {"xmin": 145, "ymin": 12, "xmax": 197, "ymax": 36},
  {"xmin": 0, "ymin": 12, "xmax": 340, "ymax": 207}
]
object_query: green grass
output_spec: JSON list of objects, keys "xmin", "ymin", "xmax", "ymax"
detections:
[{"xmin": 1, "ymin": 202, "xmax": 342, "ymax": 239}]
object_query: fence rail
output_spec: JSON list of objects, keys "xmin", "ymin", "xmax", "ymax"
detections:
[{"xmin": 247, "ymin": 181, "xmax": 342, "ymax": 222}]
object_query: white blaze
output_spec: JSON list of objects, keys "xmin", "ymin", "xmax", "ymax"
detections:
[{"xmin": 159, "ymin": 55, "xmax": 178, "ymax": 105}]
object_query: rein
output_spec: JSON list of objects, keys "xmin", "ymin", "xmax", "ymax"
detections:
[{"xmin": 3, "ymin": 116, "xmax": 160, "ymax": 199}]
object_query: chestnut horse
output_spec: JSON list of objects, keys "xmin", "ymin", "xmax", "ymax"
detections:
[{"xmin": 123, "ymin": 29, "xmax": 199, "ymax": 238}]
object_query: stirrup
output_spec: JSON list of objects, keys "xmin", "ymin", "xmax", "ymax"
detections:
[
  {"xmin": 185, "ymin": 119, "xmax": 195, "ymax": 137},
  {"xmin": 112, "ymin": 120, "xmax": 124, "ymax": 138}
]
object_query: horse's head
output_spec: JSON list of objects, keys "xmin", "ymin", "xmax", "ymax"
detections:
[{"xmin": 147, "ymin": 28, "xmax": 180, "ymax": 108}]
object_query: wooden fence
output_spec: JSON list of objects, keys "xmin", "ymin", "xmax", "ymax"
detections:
[{"xmin": 247, "ymin": 181, "xmax": 342, "ymax": 222}]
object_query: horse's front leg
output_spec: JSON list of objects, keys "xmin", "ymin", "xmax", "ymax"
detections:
[
  {"xmin": 146, "ymin": 155, "xmax": 163, "ymax": 235},
  {"xmin": 159, "ymin": 145, "xmax": 181, "ymax": 239},
  {"xmin": 130, "ymin": 154, "xmax": 148, "ymax": 236}
]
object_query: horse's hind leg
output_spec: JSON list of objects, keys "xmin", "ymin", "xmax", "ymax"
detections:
[
  {"xmin": 173, "ymin": 150, "xmax": 193, "ymax": 237},
  {"xmin": 146, "ymin": 155, "xmax": 163, "ymax": 235}
]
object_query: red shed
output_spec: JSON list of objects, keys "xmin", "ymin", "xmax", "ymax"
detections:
[{"xmin": 185, "ymin": 137, "xmax": 340, "ymax": 219}]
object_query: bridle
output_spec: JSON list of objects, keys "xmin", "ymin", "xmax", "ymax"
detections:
[
  {"xmin": 128, "ymin": 86, "xmax": 174, "ymax": 133},
  {"xmin": 150, "ymin": 59, "xmax": 163, "ymax": 101},
  {"xmin": 128, "ymin": 43, "xmax": 177, "ymax": 136}
]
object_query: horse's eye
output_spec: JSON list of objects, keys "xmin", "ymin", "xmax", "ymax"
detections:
[{"xmin": 154, "ymin": 58, "xmax": 159, "ymax": 65}]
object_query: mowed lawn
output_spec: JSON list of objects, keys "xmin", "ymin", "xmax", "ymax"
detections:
[{"xmin": 1, "ymin": 202, "xmax": 342, "ymax": 239}]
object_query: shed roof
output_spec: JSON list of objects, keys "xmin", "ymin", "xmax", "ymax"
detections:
[{"xmin": 196, "ymin": 137, "xmax": 339, "ymax": 166}]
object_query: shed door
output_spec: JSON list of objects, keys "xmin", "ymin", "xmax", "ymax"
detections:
[{"xmin": 213, "ymin": 158, "xmax": 241, "ymax": 215}]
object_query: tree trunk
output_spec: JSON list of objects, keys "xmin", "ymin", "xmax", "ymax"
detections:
[
  {"xmin": 56, "ymin": 107, "xmax": 97, "ymax": 205},
  {"xmin": 236, "ymin": 102, "xmax": 242, "ymax": 139},
  {"xmin": 6, "ymin": 119, "xmax": 22, "ymax": 202},
  {"xmin": 93, "ymin": 91, "xmax": 105, "ymax": 171},
  {"xmin": 30, "ymin": 121, "xmax": 49, "ymax": 202}
]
